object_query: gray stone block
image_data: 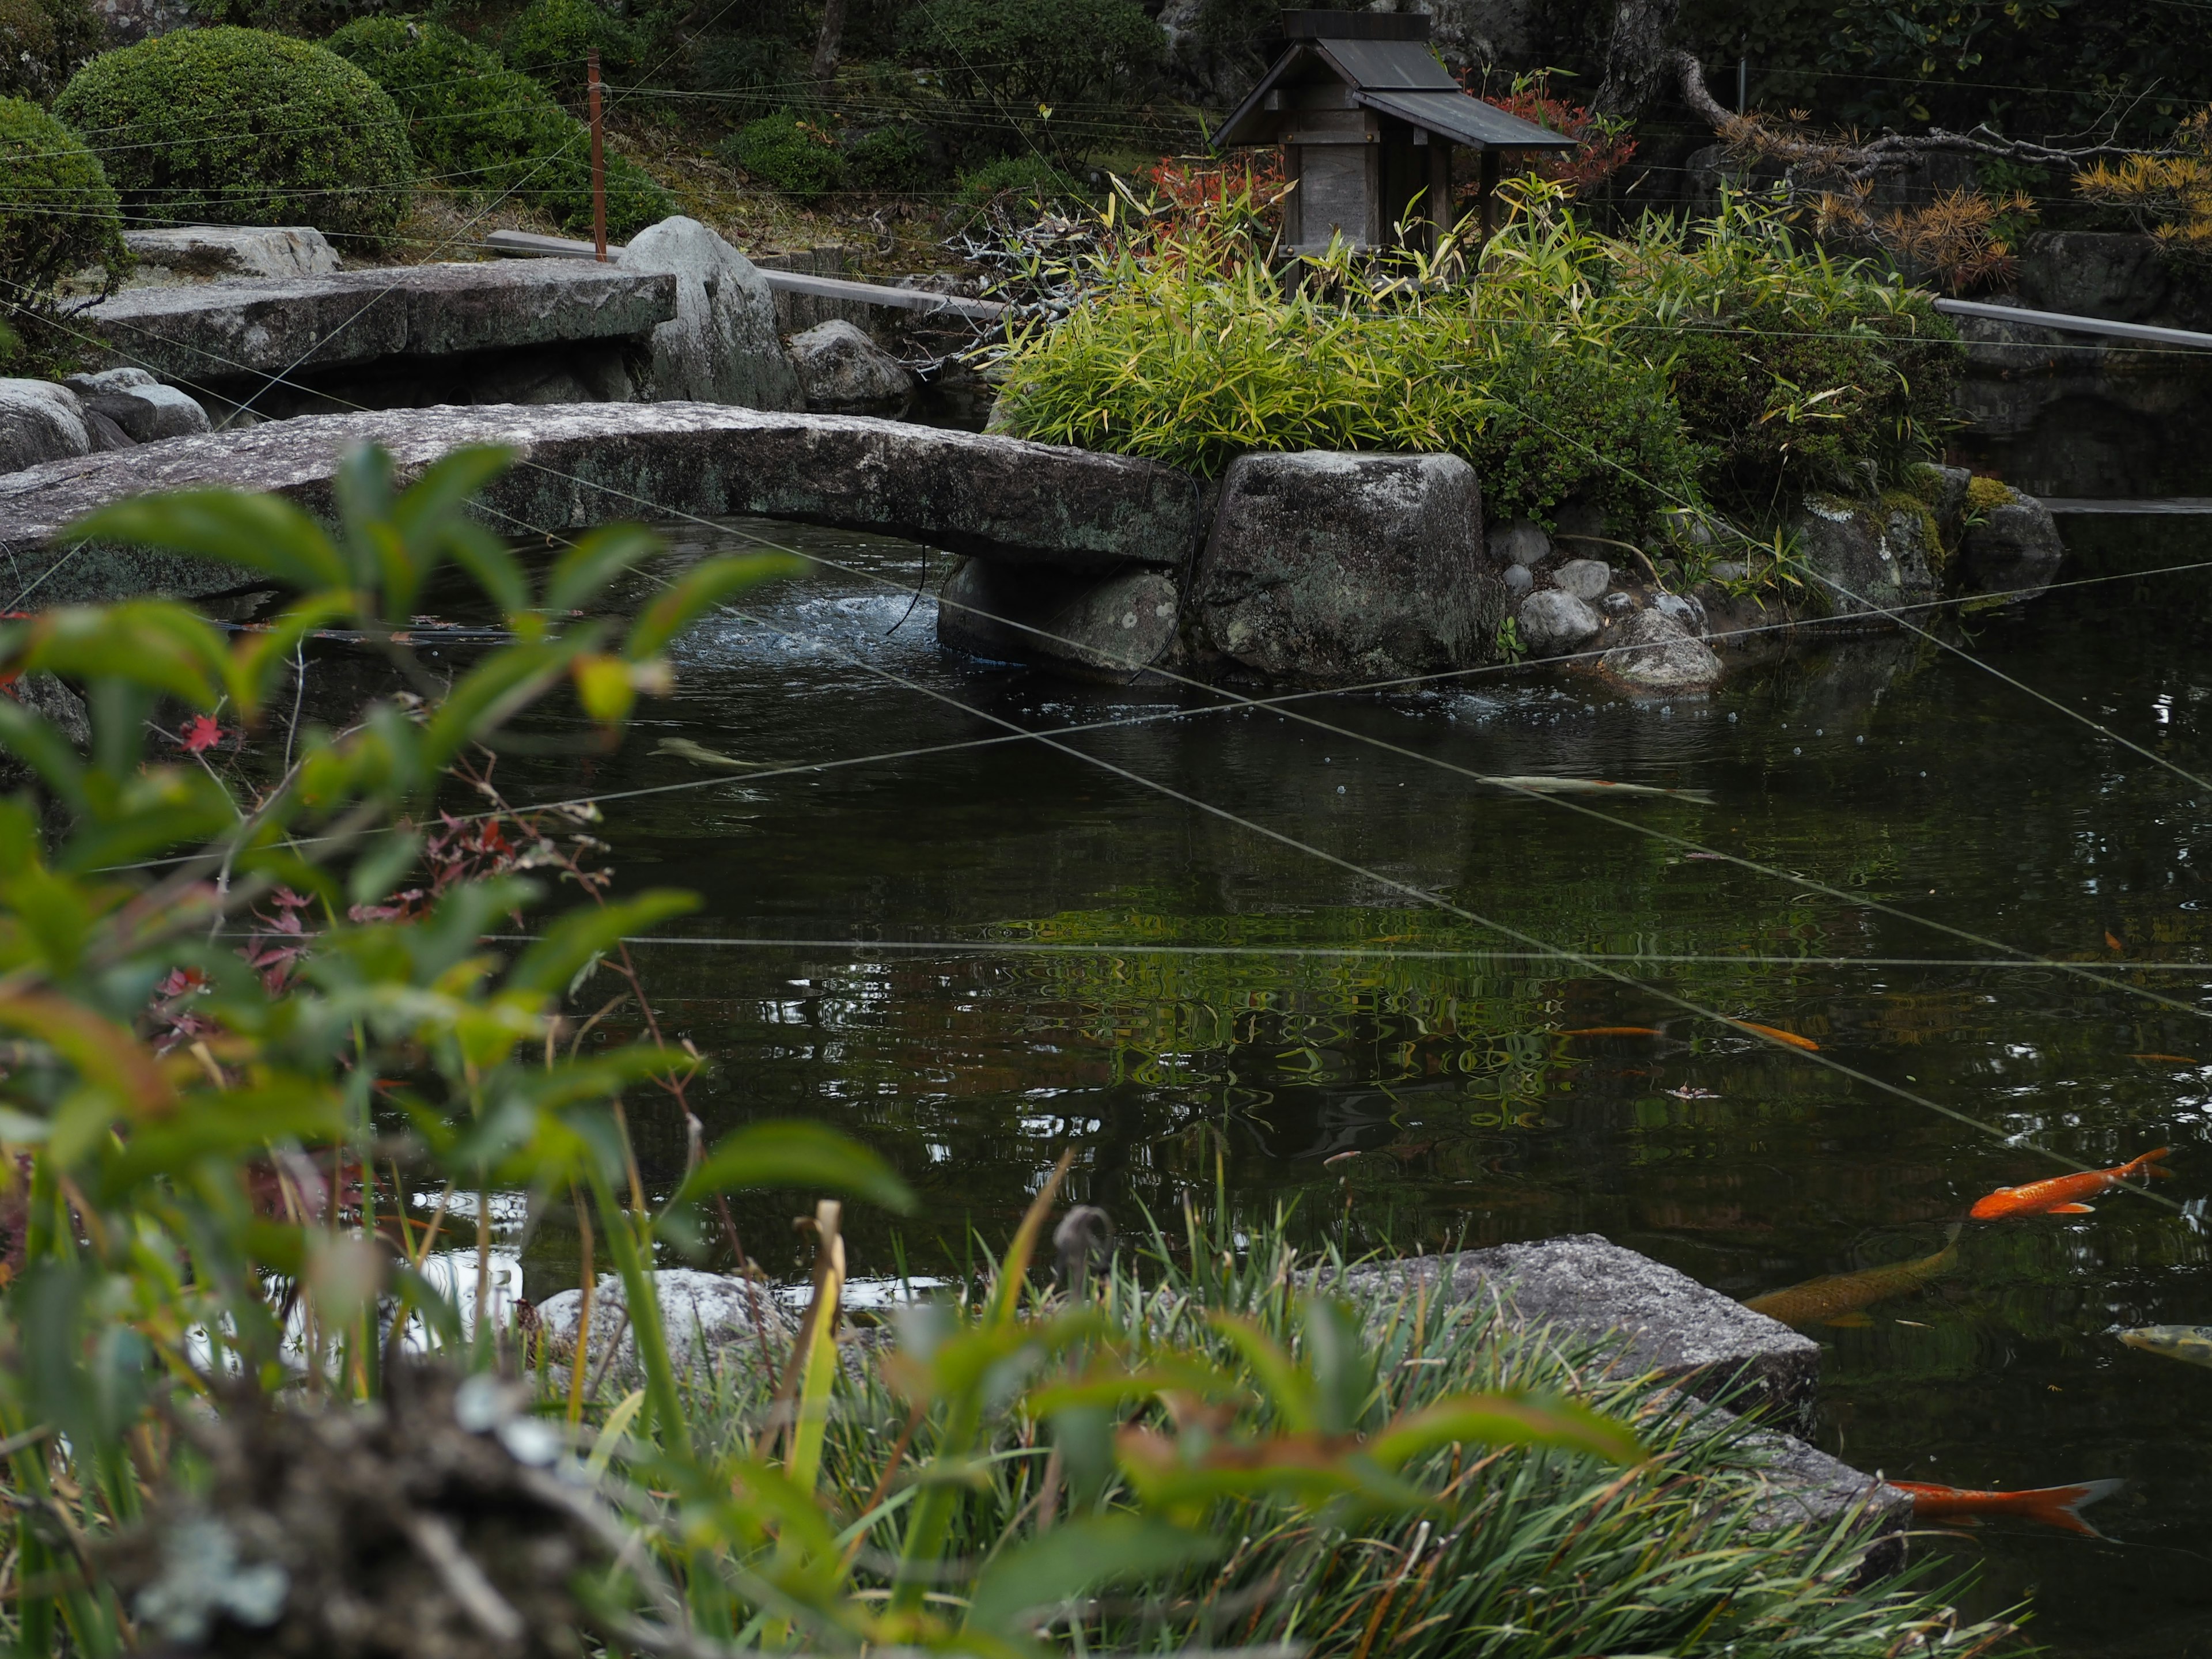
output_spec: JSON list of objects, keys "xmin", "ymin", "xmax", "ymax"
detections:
[
  {"xmin": 536, "ymin": 1267, "xmax": 788, "ymax": 1380},
  {"xmin": 82, "ymin": 261, "xmax": 677, "ymax": 382},
  {"xmin": 1553, "ymin": 557, "xmax": 1612, "ymax": 600},
  {"xmin": 0, "ymin": 403, "xmax": 1206, "ymax": 601},
  {"xmin": 619, "ymin": 217, "xmax": 801, "ymax": 411},
  {"xmin": 787, "ymin": 319, "xmax": 915, "ymax": 415},
  {"xmin": 1330, "ymin": 1234, "xmax": 1821, "ymax": 1426},
  {"xmin": 937, "ymin": 557, "xmax": 1181, "ymax": 682},
  {"xmin": 1516, "ymin": 588, "xmax": 1601, "ymax": 654},
  {"xmin": 123, "ymin": 225, "xmax": 342, "ymax": 284},
  {"xmin": 1487, "ymin": 517, "xmax": 1550, "ymax": 567},
  {"xmin": 1600, "ymin": 608, "xmax": 1724, "ymax": 692},
  {"xmin": 1961, "ymin": 487, "xmax": 2065, "ymax": 599},
  {"xmin": 1192, "ymin": 450, "xmax": 1490, "ymax": 685},
  {"xmin": 1789, "ymin": 494, "xmax": 1940, "ymax": 623},
  {"xmin": 65, "ymin": 368, "xmax": 211, "ymax": 444},
  {"xmin": 0, "ymin": 379, "xmax": 91, "ymax": 475}
]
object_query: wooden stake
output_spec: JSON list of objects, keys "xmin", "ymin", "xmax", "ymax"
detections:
[{"xmin": 588, "ymin": 47, "xmax": 607, "ymax": 262}]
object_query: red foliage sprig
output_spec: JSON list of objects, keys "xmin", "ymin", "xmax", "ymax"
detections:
[{"xmin": 1464, "ymin": 70, "xmax": 1638, "ymax": 198}]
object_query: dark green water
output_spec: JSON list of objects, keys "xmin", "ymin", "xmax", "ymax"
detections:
[{"xmin": 488, "ymin": 509, "xmax": 2212, "ymax": 1658}]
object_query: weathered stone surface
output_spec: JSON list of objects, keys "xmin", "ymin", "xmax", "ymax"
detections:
[
  {"xmin": 1919, "ymin": 463, "xmax": 1972, "ymax": 552},
  {"xmin": 536, "ymin": 1268, "xmax": 789, "ymax": 1378},
  {"xmin": 786, "ymin": 319, "xmax": 915, "ymax": 414},
  {"xmin": 82, "ymin": 262, "xmax": 676, "ymax": 384},
  {"xmin": 0, "ymin": 403, "xmax": 1206, "ymax": 602},
  {"xmin": 1516, "ymin": 588, "xmax": 1601, "ymax": 655},
  {"xmin": 1790, "ymin": 495, "xmax": 1940, "ymax": 623},
  {"xmin": 0, "ymin": 380, "xmax": 92, "ymax": 475},
  {"xmin": 1329, "ymin": 1234, "xmax": 1821, "ymax": 1425},
  {"xmin": 1553, "ymin": 557, "xmax": 1611, "ymax": 600},
  {"xmin": 122, "ymin": 225, "xmax": 341, "ymax": 284},
  {"xmin": 1961, "ymin": 485, "xmax": 2065, "ymax": 598},
  {"xmin": 1501, "ymin": 563, "xmax": 1533, "ymax": 596},
  {"xmin": 2018, "ymin": 230, "xmax": 2172, "ymax": 324},
  {"xmin": 619, "ymin": 217, "xmax": 802, "ymax": 411},
  {"xmin": 1651, "ymin": 590, "xmax": 1707, "ymax": 634},
  {"xmin": 1672, "ymin": 1398, "xmax": 1911, "ymax": 1571},
  {"xmin": 937, "ymin": 557, "xmax": 1181, "ymax": 681},
  {"xmin": 1601, "ymin": 608, "xmax": 1724, "ymax": 692},
  {"xmin": 64, "ymin": 368, "xmax": 210, "ymax": 443},
  {"xmin": 1192, "ymin": 451, "xmax": 1489, "ymax": 684},
  {"xmin": 1487, "ymin": 517, "xmax": 1549, "ymax": 567}
]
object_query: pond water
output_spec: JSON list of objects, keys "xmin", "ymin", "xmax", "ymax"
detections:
[{"xmin": 468, "ymin": 507, "xmax": 2212, "ymax": 1659}]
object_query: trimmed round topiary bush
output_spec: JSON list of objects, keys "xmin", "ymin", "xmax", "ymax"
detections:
[
  {"xmin": 0, "ymin": 94, "xmax": 127, "ymax": 350},
  {"xmin": 846, "ymin": 124, "xmax": 931, "ymax": 192},
  {"xmin": 720, "ymin": 112, "xmax": 844, "ymax": 204},
  {"xmin": 503, "ymin": 0, "xmax": 641, "ymax": 103},
  {"xmin": 52, "ymin": 28, "xmax": 414, "ymax": 251},
  {"xmin": 328, "ymin": 17, "xmax": 673, "ymax": 240},
  {"xmin": 0, "ymin": 0, "xmax": 105, "ymax": 103}
]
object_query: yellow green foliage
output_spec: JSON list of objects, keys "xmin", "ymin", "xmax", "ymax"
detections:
[
  {"xmin": 2075, "ymin": 109, "xmax": 2212, "ymax": 263},
  {"xmin": 1965, "ymin": 474, "xmax": 2017, "ymax": 513}
]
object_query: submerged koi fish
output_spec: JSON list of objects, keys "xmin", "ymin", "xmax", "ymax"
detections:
[
  {"xmin": 2129, "ymin": 1054, "xmax": 2198, "ymax": 1065},
  {"xmin": 1969, "ymin": 1148, "xmax": 2172, "ymax": 1220},
  {"xmin": 1729, "ymin": 1020, "xmax": 1819, "ymax": 1051},
  {"xmin": 1890, "ymin": 1477, "xmax": 2123, "ymax": 1537},
  {"xmin": 1743, "ymin": 1226, "xmax": 1960, "ymax": 1329},
  {"xmin": 1479, "ymin": 775, "xmax": 1715, "ymax": 805},
  {"xmin": 2115, "ymin": 1325, "xmax": 2212, "ymax": 1369}
]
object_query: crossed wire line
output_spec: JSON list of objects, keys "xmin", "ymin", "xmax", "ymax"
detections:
[
  {"xmin": 465, "ymin": 502, "xmax": 2188, "ymax": 1210},
  {"xmin": 13, "ymin": 278, "xmax": 2212, "ymax": 1042},
  {"xmin": 3, "ymin": 292, "xmax": 2199, "ymax": 1206}
]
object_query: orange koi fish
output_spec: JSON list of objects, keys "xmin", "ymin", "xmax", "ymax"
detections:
[
  {"xmin": 1890, "ymin": 1477, "xmax": 2123, "ymax": 1538},
  {"xmin": 1560, "ymin": 1026, "xmax": 1665, "ymax": 1039},
  {"xmin": 1730, "ymin": 1020, "xmax": 1819, "ymax": 1051},
  {"xmin": 1969, "ymin": 1148, "xmax": 2172, "ymax": 1220},
  {"xmin": 2129, "ymin": 1054, "xmax": 2197, "ymax": 1065}
]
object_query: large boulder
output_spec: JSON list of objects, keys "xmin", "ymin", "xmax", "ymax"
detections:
[
  {"xmin": 1190, "ymin": 450, "xmax": 1490, "ymax": 684},
  {"xmin": 0, "ymin": 380, "xmax": 92, "ymax": 475},
  {"xmin": 535, "ymin": 1268, "xmax": 789, "ymax": 1380},
  {"xmin": 786, "ymin": 319, "xmax": 915, "ymax": 414},
  {"xmin": 1516, "ymin": 588, "xmax": 1601, "ymax": 656},
  {"xmin": 1789, "ymin": 494, "xmax": 1941, "ymax": 624},
  {"xmin": 2017, "ymin": 230, "xmax": 2171, "ymax": 324},
  {"xmin": 63, "ymin": 368, "xmax": 211, "ymax": 444},
  {"xmin": 122, "ymin": 224, "xmax": 342, "ymax": 284},
  {"xmin": 936, "ymin": 558, "xmax": 1181, "ymax": 682},
  {"xmin": 619, "ymin": 217, "xmax": 802, "ymax": 411},
  {"xmin": 1600, "ymin": 608, "xmax": 1724, "ymax": 693},
  {"xmin": 1960, "ymin": 482, "xmax": 2065, "ymax": 598}
]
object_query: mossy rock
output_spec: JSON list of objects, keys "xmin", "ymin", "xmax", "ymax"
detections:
[
  {"xmin": 54, "ymin": 28, "xmax": 414, "ymax": 251},
  {"xmin": 1965, "ymin": 474, "xmax": 2018, "ymax": 514}
]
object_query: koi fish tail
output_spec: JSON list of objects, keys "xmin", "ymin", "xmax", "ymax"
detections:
[
  {"xmin": 2135, "ymin": 1146, "xmax": 2177, "ymax": 1179},
  {"xmin": 2018, "ymin": 1478, "xmax": 2126, "ymax": 1538}
]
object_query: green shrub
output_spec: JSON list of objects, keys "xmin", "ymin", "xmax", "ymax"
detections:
[
  {"xmin": 53, "ymin": 27, "xmax": 412, "ymax": 249},
  {"xmin": 0, "ymin": 95, "xmax": 126, "ymax": 350},
  {"xmin": 503, "ymin": 0, "xmax": 642, "ymax": 101},
  {"xmin": 845, "ymin": 123, "xmax": 931, "ymax": 192},
  {"xmin": 0, "ymin": 0, "xmax": 104, "ymax": 101},
  {"xmin": 956, "ymin": 153, "xmax": 1090, "ymax": 210},
  {"xmin": 327, "ymin": 16, "xmax": 673, "ymax": 238},
  {"xmin": 690, "ymin": 30, "xmax": 792, "ymax": 115},
  {"xmin": 181, "ymin": 0, "xmax": 384, "ymax": 35},
  {"xmin": 719, "ymin": 111, "xmax": 843, "ymax": 203},
  {"xmin": 903, "ymin": 0, "xmax": 1162, "ymax": 162}
]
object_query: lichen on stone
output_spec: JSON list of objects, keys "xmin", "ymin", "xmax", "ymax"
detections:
[{"xmin": 1965, "ymin": 475, "xmax": 2018, "ymax": 514}]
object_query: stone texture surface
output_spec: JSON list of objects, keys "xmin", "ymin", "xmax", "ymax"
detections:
[
  {"xmin": 1329, "ymin": 1234, "xmax": 1821, "ymax": 1426},
  {"xmin": 0, "ymin": 403, "xmax": 1206, "ymax": 602},
  {"xmin": 936, "ymin": 557, "xmax": 1181, "ymax": 681},
  {"xmin": 1552, "ymin": 557, "xmax": 1611, "ymax": 600},
  {"xmin": 1675, "ymin": 1398, "xmax": 1912, "ymax": 1573},
  {"xmin": 82, "ymin": 262, "xmax": 677, "ymax": 384},
  {"xmin": 1790, "ymin": 495, "xmax": 1941, "ymax": 623},
  {"xmin": 63, "ymin": 368, "xmax": 210, "ymax": 443},
  {"xmin": 619, "ymin": 217, "xmax": 802, "ymax": 411},
  {"xmin": 1601, "ymin": 608, "xmax": 1725, "ymax": 692},
  {"xmin": 536, "ymin": 1268, "xmax": 789, "ymax": 1378},
  {"xmin": 1191, "ymin": 450, "xmax": 1489, "ymax": 684},
  {"xmin": 1516, "ymin": 588, "xmax": 1601, "ymax": 655},
  {"xmin": 0, "ymin": 379, "xmax": 92, "ymax": 475},
  {"xmin": 2017, "ymin": 230, "xmax": 2172, "ymax": 324},
  {"xmin": 786, "ymin": 319, "xmax": 915, "ymax": 414},
  {"xmin": 1487, "ymin": 518, "xmax": 1550, "ymax": 566},
  {"xmin": 122, "ymin": 225, "xmax": 341, "ymax": 284},
  {"xmin": 1961, "ymin": 487, "xmax": 2066, "ymax": 598}
]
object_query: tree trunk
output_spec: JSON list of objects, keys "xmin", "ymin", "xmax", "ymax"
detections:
[
  {"xmin": 811, "ymin": 0, "xmax": 846, "ymax": 89},
  {"xmin": 1592, "ymin": 0, "xmax": 1684, "ymax": 120}
]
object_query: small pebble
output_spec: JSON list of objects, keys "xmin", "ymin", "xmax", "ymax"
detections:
[{"xmin": 1336, "ymin": 785, "xmax": 1346, "ymax": 794}]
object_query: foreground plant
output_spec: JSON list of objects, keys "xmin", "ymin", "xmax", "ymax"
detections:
[{"xmin": 0, "ymin": 452, "xmax": 1743, "ymax": 1657}]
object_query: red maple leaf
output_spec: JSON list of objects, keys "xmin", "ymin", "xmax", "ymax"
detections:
[{"xmin": 179, "ymin": 715, "xmax": 224, "ymax": 754}]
